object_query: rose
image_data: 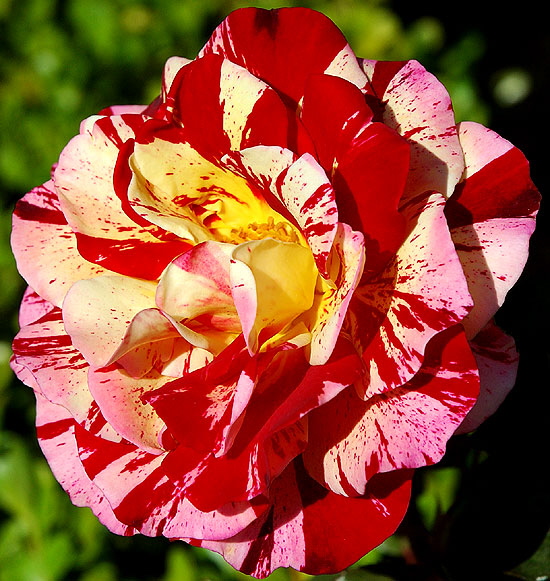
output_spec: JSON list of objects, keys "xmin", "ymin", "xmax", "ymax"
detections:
[{"xmin": 10, "ymin": 7, "xmax": 539, "ymax": 578}]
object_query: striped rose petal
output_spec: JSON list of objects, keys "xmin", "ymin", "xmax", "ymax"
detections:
[
  {"xmin": 199, "ymin": 460, "xmax": 412, "ymax": 578},
  {"xmin": 353, "ymin": 192, "xmax": 472, "ymax": 397},
  {"xmin": 12, "ymin": 305, "xmax": 119, "ymax": 441},
  {"xmin": 11, "ymin": 180, "xmax": 107, "ymax": 308},
  {"xmin": 362, "ymin": 59, "xmax": 464, "ymax": 201},
  {"xmin": 166, "ymin": 54, "xmax": 292, "ymax": 159},
  {"xmin": 35, "ymin": 393, "xmax": 135, "ymax": 536},
  {"xmin": 73, "ymin": 423, "xmax": 267, "ymax": 540},
  {"xmin": 303, "ymin": 326, "xmax": 478, "ymax": 496},
  {"xmin": 446, "ymin": 122, "xmax": 540, "ymax": 338},
  {"xmin": 54, "ymin": 115, "xmax": 187, "ymax": 280},
  {"xmin": 156, "ymin": 241, "xmax": 241, "ymax": 354},
  {"xmin": 200, "ymin": 7, "xmax": 366, "ymax": 106}
]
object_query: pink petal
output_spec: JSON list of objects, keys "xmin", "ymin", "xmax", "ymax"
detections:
[
  {"xmin": 11, "ymin": 180, "xmax": 107, "ymax": 307},
  {"xmin": 446, "ymin": 122, "xmax": 540, "ymax": 337},
  {"xmin": 156, "ymin": 241, "xmax": 241, "ymax": 353},
  {"xmin": 353, "ymin": 192, "xmax": 472, "ymax": 397},
  {"xmin": 457, "ymin": 320, "xmax": 519, "ymax": 434},
  {"xmin": 362, "ymin": 59, "xmax": 464, "ymax": 200},
  {"xmin": 12, "ymin": 305, "xmax": 119, "ymax": 441},
  {"xmin": 200, "ymin": 7, "xmax": 366, "ymax": 106},
  {"xmin": 18, "ymin": 287, "xmax": 56, "ymax": 327},
  {"xmin": 304, "ymin": 326, "xmax": 478, "ymax": 496},
  {"xmin": 73, "ymin": 423, "xmax": 266, "ymax": 540},
  {"xmin": 199, "ymin": 459, "xmax": 411, "ymax": 577},
  {"xmin": 34, "ymin": 393, "xmax": 134, "ymax": 536}
]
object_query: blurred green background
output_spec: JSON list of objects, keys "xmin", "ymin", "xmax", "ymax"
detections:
[{"xmin": 0, "ymin": 1, "xmax": 548, "ymax": 579}]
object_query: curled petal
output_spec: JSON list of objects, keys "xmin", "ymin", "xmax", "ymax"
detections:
[
  {"xmin": 35, "ymin": 393, "xmax": 134, "ymax": 535},
  {"xmin": 62, "ymin": 275, "xmax": 157, "ymax": 368},
  {"xmin": 362, "ymin": 59, "xmax": 464, "ymax": 200},
  {"xmin": 11, "ymin": 180, "xmax": 107, "ymax": 307},
  {"xmin": 304, "ymin": 327, "xmax": 478, "ymax": 496},
  {"xmin": 231, "ymin": 238, "xmax": 317, "ymax": 355},
  {"xmin": 457, "ymin": 320, "xmax": 519, "ymax": 434},
  {"xmin": 353, "ymin": 192, "xmax": 472, "ymax": 397}
]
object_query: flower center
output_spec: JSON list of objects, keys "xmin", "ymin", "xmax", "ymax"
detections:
[{"xmin": 224, "ymin": 216, "xmax": 300, "ymax": 245}]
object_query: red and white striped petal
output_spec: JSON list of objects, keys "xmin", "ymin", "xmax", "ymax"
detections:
[
  {"xmin": 353, "ymin": 192, "xmax": 472, "ymax": 397},
  {"xmin": 62, "ymin": 275, "xmax": 157, "ymax": 368},
  {"xmin": 11, "ymin": 180, "xmax": 107, "ymax": 308},
  {"xmin": 446, "ymin": 122, "xmax": 540, "ymax": 337},
  {"xmin": 457, "ymin": 320, "xmax": 519, "ymax": 434},
  {"xmin": 165, "ymin": 54, "xmax": 292, "ymax": 160},
  {"xmin": 73, "ymin": 424, "xmax": 266, "ymax": 540},
  {"xmin": 304, "ymin": 327, "xmax": 478, "ymax": 496},
  {"xmin": 156, "ymin": 241, "xmax": 241, "ymax": 353},
  {"xmin": 199, "ymin": 460, "xmax": 411, "ymax": 578},
  {"xmin": 12, "ymin": 305, "xmax": 118, "ymax": 441},
  {"xmin": 225, "ymin": 147, "xmax": 338, "ymax": 277},
  {"xmin": 362, "ymin": 59, "xmax": 464, "ymax": 200},
  {"xmin": 35, "ymin": 393, "xmax": 134, "ymax": 536},
  {"xmin": 88, "ymin": 365, "xmax": 173, "ymax": 453},
  {"xmin": 54, "ymin": 116, "xmax": 185, "ymax": 279},
  {"xmin": 200, "ymin": 7, "xmax": 366, "ymax": 105},
  {"xmin": 309, "ymin": 223, "xmax": 365, "ymax": 365},
  {"xmin": 452, "ymin": 218, "xmax": 536, "ymax": 338},
  {"xmin": 18, "ymin": 287, "xmax": 56, "ymax": 327}
]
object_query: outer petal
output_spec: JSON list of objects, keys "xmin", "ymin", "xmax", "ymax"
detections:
[
  {"xmin": 457, "ymin": 320, "xmax": 519, "ymax": 434},
  {"xmin": 54, "ymin": 115, "xmax": 187, "ymax": 279},
  {"xmin": 362, "ymin": 59, "xmax": 464, "ymax": 201},
  {"xmin": 199, "ymin": 459, "xmax": 412, "ymax": 578},
  {"xmin": 62, "ymin": 275, "xmax": 157, "ymax": 368},
  {"xmin": 11, "ymin": 180, "xmax": 107, "ymax": 307},
  {"xmin": 303, "ymin": 327, "xmax": 478, "ymax": 496},
  {"xmin": 12, "ymin": 304, "xmax": 118, "ymax": 441},
  {"xmin": 34, "ymin": 393, "xmax": 134, "ymax": 536},
  {"xmin": 446, "ymin": 122, "xmax": 540, "ymax": 337},
  {"xmin": 353, "ymin": 192, "xmax": 472, "ymax": 397},
  {"xmin": 73, "ymin": 424, "xmax": 266, "ymax": 540},
  {"xmin": 200, "ymin": 7, "xmax": 366, "ymax": 105}
]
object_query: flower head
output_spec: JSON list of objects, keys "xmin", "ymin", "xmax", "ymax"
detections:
[{"xmin": 11, "ymin": 7, "xmax": 540, "ymax": 578}]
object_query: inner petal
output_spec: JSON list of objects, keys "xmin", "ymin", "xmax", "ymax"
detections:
[{"xmin": 128, "ymin": 137, "xmax": 298, "ymax": 245}]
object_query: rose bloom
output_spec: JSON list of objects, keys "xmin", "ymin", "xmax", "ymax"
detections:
[{"xmin": 11, "ymin": 7, "xmax": 539, "ymax": 578}]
